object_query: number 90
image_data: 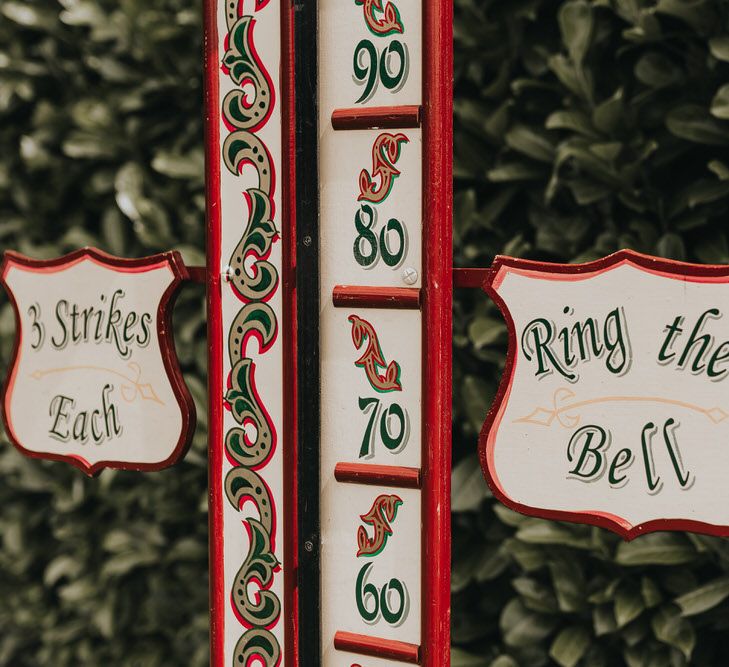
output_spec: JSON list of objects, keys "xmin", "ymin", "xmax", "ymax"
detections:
[{"xmin": 353, "ymin": 39, "xmax": 409, "ymax": 104}]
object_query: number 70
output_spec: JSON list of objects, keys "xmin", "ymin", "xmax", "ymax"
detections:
[{"xmin": 358, "ymin": 397, "xmax": 409, "ymax": 459}]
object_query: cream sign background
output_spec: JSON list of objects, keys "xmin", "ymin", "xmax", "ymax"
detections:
[
  {"xmin": 482, "ymin": 250, "xmax": 729, "ymax": 539},
  {"xmin": 1, "ymin": 249, "xmax": 193, "ymax": 475}
]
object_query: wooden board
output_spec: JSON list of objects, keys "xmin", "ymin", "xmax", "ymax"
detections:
[
  {"xmin": 482, "ymin": 250, "xmax": 729, "ymax": 540},
  {"xmin": 0, "ymin": 248, "xmax": 193, "ymax": 475},
  {"xmin": 204, "ymin": 1, "xmax": 294, "ymax": 665},
  {"xmin": 318, "ymin": 0, "xmax": 452, "ymax": 663}
]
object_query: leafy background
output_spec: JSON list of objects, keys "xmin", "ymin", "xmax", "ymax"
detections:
[
  {"xmin": 0, "ymin": 1, "xmax": 209, "ymax": 665},
  {"xmin": 1, "ymin": 0, "xmax": 729, "ymax": 666},
  {"xmin": 452, "ymin": 1, "xmax": 729, "ymax": 666}
]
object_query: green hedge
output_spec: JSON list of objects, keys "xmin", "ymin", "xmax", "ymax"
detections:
[
  {"xmin": 3, "ymin": 0, "xmax": 729, "ymax": 665},
  {"xmin": 0, "ymin": 2, "xmax": 209, "ymax": 665},
  {"xmin": 452, "ymin": 1, "xmax": 729, "ymax": 666}
]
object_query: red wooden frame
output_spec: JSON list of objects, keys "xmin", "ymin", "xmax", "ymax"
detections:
[
  {"xmin": 332, "ymin": 285, "xmax": 421, "ymax": 309},
  {"xmin": 334, "ymin": 631, "xmax": 421, "ymax": 663},
  {"xmin": 453, "ymin": 267, "xmax": 489, "ymax": 289},
  {"xmin": 202, "ymin": 0, "xmax": 224, "ymax": 661},
  {"xmin": 331, "ymin": 105, "xmax": 422, "ymax": 130},
  {"xmin": 203, "ymin": 0, "xmax": 298, "ymax": 663},
  {"xmin": 422, "ymin": 0, "xmax": 453, "ymax": 661},
  {"xmin": 334, "ymin": 462, "xmax": 422, "ymax": 489},
  {"xmin": 0, "ymin": 247, "xmax": 195, "ymax": 476},
  {"xmin": 481, "ymin": 249, "xmax": 729, "ymax": 541},
  {"xmin": 204, "ymin": 0, "xmax": 452, "ymax": 661}
]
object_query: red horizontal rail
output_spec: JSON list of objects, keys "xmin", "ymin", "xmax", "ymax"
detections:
[
  {"xmin": 334, "ymin": 631, "xmax": 421, "ymax": 663},
  {"xmin": 453, "ymin": 268, "xmax": 489, "ymax": 289},
  {"xmin": 187, "ymin": 265, "xmax": 207, "ymax": 284},
  {"xmin": 331, "ymin": 105, "xmax": 421, "ymax": 131},
  {"xmin": 334, "ymin": 463, "xmax": 422, "ymax": 489},
  {"xmin": 332, "ymin": 285, "xmax": 421, "ymax": 309}
]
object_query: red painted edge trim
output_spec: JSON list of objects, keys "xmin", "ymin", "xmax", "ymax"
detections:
[
  {"xmin": 0, "ymin": 247, "xmax": 195, "ymax": 477},
  {"xmin": 331, "ymin": 105, "xmax": 421, "ymax": 130},
  {"xmin": 334, "ymin": 463, "xmax": 422, "ymax": 489},
  {"xmin": 480, "ymin": 249, "xmax": 729, "ymax": 541},
  {"xmin": 202, "ymin": 0, "xmax": 224, "ymax": 664},
  {"xmin": 453, "ymin": 267, "xmax": 489, "ymax": 289},
  {"xmin": 334, "ymin": 631, "xmax": 421, "ymax": 664},
  {"xmin": 281, "ymin": 0, "xmax": 299, "ymax": 663},
  {"xmin": 188, "ymin": 265, "xmax": 207, "ymax": 283},
  {"xmin": 422, "ymin": 0, "xmax": 453, "ymax": 662},
  {"xmin": 332, "ymin": 285, "xmax": 421, "ymax": 309}
]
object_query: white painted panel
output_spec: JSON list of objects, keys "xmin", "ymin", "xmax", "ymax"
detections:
[
  {"xmin": 320, "ymin": 305, "xmax": 422, "ymax": 666},
  {"xmin": 321, "ymin": 485, "xmax": 422, "ymax": 651},
  {"xmin": 319, "ymin": 0, "xmax": 425, "ymax": 661},
  {"xmin": 321, "ymin": 308, "xmax": 422, "ymax": 468},
  {"xmin": 4, "ymin": 258, "xmax": 182, "ymax": 468},
  {"xmin": 319, "ymin": 0, "xmax": 422, "ymax": 110},
  {"xmin": 489, "ymin": 260, "xmax": 729, "ymax": 531},
  {"xmin": 320, "ymin": 128, "xmax": 423, "ymax": 290},
  {"xmin": 216, "ymin": 0, "xmax": 286, "ymax": 663}
]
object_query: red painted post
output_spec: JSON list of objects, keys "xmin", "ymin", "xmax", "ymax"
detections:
[{"xmin": 422, "ymin": 0, "xmax": 454, "ymax": 662}]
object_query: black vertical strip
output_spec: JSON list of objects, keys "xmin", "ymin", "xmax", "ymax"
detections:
[{"xmin": 295, "ymin": 0, "xmax": 321, "ymax": 664}]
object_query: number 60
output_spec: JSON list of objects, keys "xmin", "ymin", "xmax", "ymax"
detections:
[{"xmin": 356, "ymin": 562, "xmax": 408, "ymax": 626}]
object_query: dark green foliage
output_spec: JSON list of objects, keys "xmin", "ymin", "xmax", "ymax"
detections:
[
  {"xmin": 453, "ymin": 1, "xmax": 729, "ymax": 665},
  {"xmin": 0, "ymin": 1, "xmax": 208, "ymax": 665}
]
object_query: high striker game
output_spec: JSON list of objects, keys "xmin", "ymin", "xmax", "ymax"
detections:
[
  {"xmin": 0, "ymin": 0, "xmax": 454, "ymax": 664},
  {"xmin": 10, "ymin": 2, "xmax": 729, "ymax": 667},
  {"xmin": 203, "ymin": 0, "xmax": 453, "ymax": 664}
]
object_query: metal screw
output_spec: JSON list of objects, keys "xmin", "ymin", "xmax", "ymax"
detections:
[
  {"xmin": 402, "ymin": 267, "xmax": 418, "ymax": 285},
  {"xmin": 304, "ymin": 540, "xmax": 314, "ymax": 552},
  {"xmin": 303, "ymin": 235, "xmax": 312, "ymax": 247}
]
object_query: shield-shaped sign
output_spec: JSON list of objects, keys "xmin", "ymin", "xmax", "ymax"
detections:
[
  {"xmin": 1, "ymin": 248, "xmax": 194, "ymax": 475},
  {"xmin": 482, "ymin": 250, "xmax": 729, "ymax": 539}
]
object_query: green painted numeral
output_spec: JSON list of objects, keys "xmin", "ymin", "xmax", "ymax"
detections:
[
  {"xmin": 380, "ymin": 402, "xmax": 407, "ymax": 450},
  {"xmin": 379, "ymin": 217, "xmax": 406, "ymax": 267},
  {"xmin": 358, "ymin": 397, "xmax": 381, "ymax": 458},
  {"xmin": 354, "ymin": 204, "xmax": 407, "ymax": 270},
  {"xmin": 354, "ymin": 204, "xmax": 379, "ymax": 268},
  {"xmin": 353, "ymin": 39, "xmax": 408, "ymax": 104},
  {"xmin": 28, "ymin": 303, "xmax": 44, "ymax": 351},
  {"xmin": 355, "ymin": 563, "xmax": 407, "ymax": 625},
  {"xmin": 358, "ymin": 397, "xmax": 409, "ymax": 458}
]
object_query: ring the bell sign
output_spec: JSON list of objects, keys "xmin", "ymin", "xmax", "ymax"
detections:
[
  {"xmin": 480, "ymin": 250, "xmax": 729, "ymax": 540},
  {"xmin": 1, "ymin": 248, "xmax": 194, "ymax": 475}
]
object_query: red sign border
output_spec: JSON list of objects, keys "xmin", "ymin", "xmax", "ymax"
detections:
[
  {"xmin": 0, "ymin": 246, "xmax": 195, "ymax": 476},
  {"xmin": 481, "ymin": 248, "xmax": 729, "ymax": 541}
]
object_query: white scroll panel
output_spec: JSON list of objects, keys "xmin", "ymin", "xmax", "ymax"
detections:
[{"xmin": 215, "ymin": 0, "xmax": 287, "ymax": 664}]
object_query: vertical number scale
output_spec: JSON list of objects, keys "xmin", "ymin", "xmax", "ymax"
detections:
[{"xmin": 318, "ymin": 0, "xmax": 452, "ymax": 664}]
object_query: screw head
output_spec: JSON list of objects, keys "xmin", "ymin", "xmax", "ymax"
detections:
[
  {"xmin": 303, "ymin": 235, "xmax": 312, "ymax": 247},
  {"xmin": 402, "ymin": 267, "xmax": 419, "ymax": 285},
  {"xmin": 304, "ymin": 540, "xmax": 314, "ymax": 552}
]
